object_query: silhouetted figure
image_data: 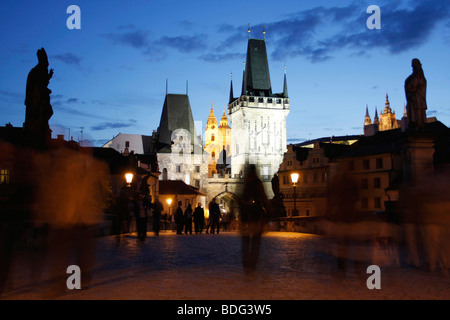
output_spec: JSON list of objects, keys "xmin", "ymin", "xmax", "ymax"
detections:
[
  {"xmin": 240, "ymin": 165, "xmax": 270, "ymax": 274},
  {"xmin": 32, "ymin": 146, "xmax": 109, "ymax": 297},
  {"xmin": 405, "ymin": 58, "xmax": 427, "ymax": 130},
  {"xmin": 325, "ymin": 170, "xmax": 368, "ymax": 280},
  {"xmin": 399, "ymin": 169, "xmax": 450, "ymax": 273},
  {"xmin": 24, "ymin": 48, "xmax": 54, "ymax": 146},
  {"xmin": 136, "ymin": 195, "xmax": 150, "ymax": 243},
  {"xmin": 175, "ymin": 201, "xmax": 184, "ymax": 234},
  {"xmin": 184, "ymin": 203, "xmax": 193, "ymax": 235},
  {"xmin": 270, "ymin": 174, "xmax": 286, "ymax": 219},
  {"xmin": 209, "ymin": 198, "xmax": 221, "ymax": 234},
  {"xmin": 152, "ymin": 197, "xmax": 163, "ymax": 236},
  {"xmin": 193, "ymin": 203, "xmax": 205, "ymax": 234}
]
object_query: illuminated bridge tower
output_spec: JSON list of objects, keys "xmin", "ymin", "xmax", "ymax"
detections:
[{"xmin": 228, "ymin": 30, "xmax": 290, "ymax": 195}]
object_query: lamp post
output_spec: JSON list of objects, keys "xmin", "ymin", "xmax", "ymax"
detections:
[
  {"xmin": 291, "ymin": 172, "xmax": 299, "ymax": 216},
  {"xmin": 125, "ymin": 172, "xmax": 134, "ymax": 187}
]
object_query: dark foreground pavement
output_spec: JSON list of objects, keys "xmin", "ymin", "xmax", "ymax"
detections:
[{"xmin": 1, "ymin": 231, "xmax": 449, "ymax": 300}]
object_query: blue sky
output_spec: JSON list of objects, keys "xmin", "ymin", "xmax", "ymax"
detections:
[{"xmin": 1, "ymin": 0, "xmax": 449, "ymax": 147}]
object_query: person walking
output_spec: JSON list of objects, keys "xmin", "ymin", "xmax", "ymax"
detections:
[
  {"xmin": 136, "ymin": 195, "xmax": 150, "ymax": 243},
  {"xmin": 240, "ymin": 165, "xmax": 270, "ymax": 274},
  {"xmin": 184, "ymin": 204, "xmax": 193, "ymax": 235},
  {"xmin": 193, "ymin": 203, "xmax": 205, "ymax": 234},
  {"xmin": 175, "ymin": 201, "xmax": 184, "ymax": 235},
  {"xmin": 210, "ymin": 198, "xmax": 221, "ymax": 234},
  {"xmin": 152, "ymin": 196, "xmax": 163, "ymax": 236}
]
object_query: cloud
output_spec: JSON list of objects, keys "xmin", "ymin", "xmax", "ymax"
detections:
[
  {"xmin": 90, "ymin": 121, "xmax": 134, "ymax": 131},
  {"xmin": 287, "ymin": 137, "xmax": 307, "ymax": 143},
  {"xmin": 51, "ymin": 53, "xmax": 82, "ymax": 68},
  {"xmin": 104, "ymin": 27, "xmax": 150, "ymax": 49},
  {"xmin": 105, "ymin": 25, "xmax": 208, "ymax": 60},
  {"xmin": 102, "ymin": 1, "xmax": 450, "ymax": 65},
  {"xmin": 199, "ymin": 52, "xmax": 245, "ymax": 62},
  {"xmin": 0, "ymin": 89, "xmax": 23, "ymax": 104},
  {"xmin": 278, "ymin": 0, "xmax": 449, "ymax": 62},
  {"xmin": 155, "ymin": 34, "xmax": 208, "ymax": 53}
]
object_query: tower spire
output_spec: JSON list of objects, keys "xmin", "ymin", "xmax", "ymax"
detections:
[
  {"xmin": 263, "ymin": 24, "xmax": 266, "ymax": 40},
  {"xmin": 364, "ymin": 104, "xmax": 372, "ymax": 125},
  {"xmin": 374, "ymin": 107, "xmax": 379, "ymax": 124},
  {"xmin": 248, "ymin": 23, "xmax": 251, "ymax": 39},
  {"xmin": 229, "ymin": 72, "xmax": 234, "ymax": 104},
  {"xmin": 282, "ymin": 65, "xmax": 288, "ymax": 98}
]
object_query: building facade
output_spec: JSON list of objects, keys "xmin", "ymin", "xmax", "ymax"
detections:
[{"xmin": 228, "ymin": 37, "xmax": 289, "ymax": 193}]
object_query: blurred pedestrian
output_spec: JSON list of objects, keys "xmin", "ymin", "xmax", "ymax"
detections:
[
  {"xmin": 184, "ymin": 203, "xmax": 193, "ymax": 235},
  {"xmin": 152, "ymin": 196, "xmax": 163, "ymax": 236},
  {"xmin": 175, "ymin": 201, "xmax": 184, "ymax": 234},
  {"xmin": 209, "ymin": 198, "xmax": 221, "ymax": 234},
  {"xmin": 193, "ymin": 203, "xmax": 205, "ymax": 234},
  {"xmin": 239, "ymin": 165, "xmax": 270, "ymax": 274},
  {"xmin": 136, "ymin": 195, "xmax": 150, "ymax": 243}
]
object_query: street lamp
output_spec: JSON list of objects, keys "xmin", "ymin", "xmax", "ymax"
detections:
[
  {"xmin": 167, "ymin": 198, "xmax": 172, "ymax": 216},
  {"xmin": 125, "ymin": 172, "xmax": 134, "ymax": 187},
  {"xmin": 291, "ymin": 172, "xmax": 299, "ymax": 216}
]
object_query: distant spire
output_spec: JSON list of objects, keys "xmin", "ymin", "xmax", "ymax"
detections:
[
  {"xmin": 248, "ymin": 23, "xmax": 251, "ymax": 39},
  {"xmin": 241, "ymin": 62, "xmax": 246, "ymax": 96},
  {"xmin": 384, "ymin": 92, "xmax": 392, "ymax": 113},
  {"xmin": 166, "ymin": 79, "xmax": 168, "ymax": 95},
  {"xmin": 229, "ymin": 72, "xmax": 234, "ymax": 104},
  {"xmin": 263, "ymin": 25, "xmax": 266, "ymax": 40},
  {"xmin": 364, "ymin": 104, "xmax": 372, "ymax": 125},
  {"xmin": 282, "ymin": 65, "xmax": 288, "ymax": 98},
  {"xmin": 374, "ymin": 107, "xmax": 379, "ymax": 124},
  {"xmin": 186, "ymin": 80, "xmax": 188, "ymax": 95}
]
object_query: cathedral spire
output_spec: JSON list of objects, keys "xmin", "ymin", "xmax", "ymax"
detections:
[
  {"xmin": 373, "ymin": 107, "xmax": 379, "ymax": 124},
  {"xmin": 229, "ymin": 72, "xmax": 234, "ymax": 104},
  {"xmin": 364, "ymin": 104, "xmax": 372, "ymax": 125},
  {"xmin": 384, "ymin": 93, "xmax": 392, "ymax": 114}
]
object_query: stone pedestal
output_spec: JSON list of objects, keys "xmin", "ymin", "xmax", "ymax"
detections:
[{"xmin": 402, "ymin": 133, "xmax": 435, "ymax": 185}]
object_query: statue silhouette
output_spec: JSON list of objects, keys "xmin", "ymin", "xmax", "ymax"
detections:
[
  {"xmin": 405, "ymin": 58, "xmax": 427, "ymax": 130},
  {"xmin": 24, "ymin": 48, "xmax": 54, "ymax": 145}
]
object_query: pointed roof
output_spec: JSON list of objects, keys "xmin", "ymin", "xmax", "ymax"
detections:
[
  {"xmin": 282, "ymin": 65, "xmax": 288, "ymax": 98},
  {"xmin": 156, "ymin": 93, "xmax": 202, "ymax": 153},
  {"xmin": 229, "ymin": 73, "xmax": 234, "ymax": 104},
  {"xmin": 384, "ymin": 93, "xmax": 392, "ymax": 114},
  {"xmin": 373, "ymin": 107, "xmax": 379, "ymax": 124},
  {"xmin": 207, "ymin": 103, "xmax": 217, "ymax": 128},
  {"xmin": 242, "ymin": 38, "xmax": 272, "ymax": 97},
  {"xmin": 364, "ymin": 105, "xmax": 372, "ymax": 125},
  {"xmin": 219, "ymin": 108, "xmax": 230, "ymax": 129}
]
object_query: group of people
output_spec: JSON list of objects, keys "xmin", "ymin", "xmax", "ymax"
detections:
[
  {"xmin": 122, "ymin": 194, "xmax": 164, "ymax": 242},
  {"xmin": 173, "ymin": 198, "xmax": 223, "ymax": 235}
]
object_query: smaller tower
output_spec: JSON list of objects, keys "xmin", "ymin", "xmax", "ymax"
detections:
[{"xmin": 364, "ymin": 105, "xmax": 372, "ymax": 126}]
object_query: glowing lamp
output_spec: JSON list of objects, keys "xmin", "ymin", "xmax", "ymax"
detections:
[
  {"xmin": 290, "ymin": 172, "xmax": 299, "ymax": 185},
  {"xmin": 125, "ymin": 172, "xmax": 134, "ymax": 187}
]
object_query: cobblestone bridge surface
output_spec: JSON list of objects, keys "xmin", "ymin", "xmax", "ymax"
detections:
[{"xmin": 2, "ymin": 231, "xmax": 449, "ymax": 300}]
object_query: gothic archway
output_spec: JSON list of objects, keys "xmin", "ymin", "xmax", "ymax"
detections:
[{"xmin": 209, "ymin": 190, "xmax": 242, "ymax": 230}]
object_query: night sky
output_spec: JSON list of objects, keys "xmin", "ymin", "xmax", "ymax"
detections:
[{"xmin": 1, "ymin": 0, "xmax": 449, "ymax": 147}]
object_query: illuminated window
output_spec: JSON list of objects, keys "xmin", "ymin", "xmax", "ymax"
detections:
[{"xmin": 0, "ymin": 169, "xmax": 9, "ymax": 184}]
